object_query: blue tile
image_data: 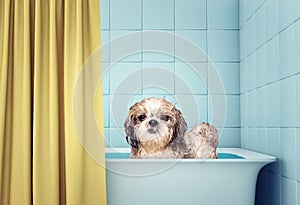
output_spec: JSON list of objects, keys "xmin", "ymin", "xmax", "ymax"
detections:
[
  {"xmin": 240, "ymin": 59, "xmax": 247, "ymax": 93},
  {"xmin": 256, "ymin": 87, "xmax": 267, "ymax": 127},
  {"xmin": 175, "ymin": 62, "xmax": 207, "ymax": 95},
  {"xmin": 247, "ymin": 53, "xmax": 256, "ymax": 91},
  {"xmin": 241, "ymin": 127, "xmax": 248, "ymax": 148},
  {"xmin": 268, "ymin": 173, "xmax": 281, "ymax": 205},
  {"xmin": 110, "ymin": 62, "xmax": 142, "ymax": 94},
  {"xmin": 279, "ymin": 26, "xmax": 296, "ymax": 79},
  {"xmin": 281, "ymin": 128, "xmax": 297, "ymax": 180},
  {"xmin": 194, "ymin": 95, "xmax": 208, "ymax": 123},
  {"xmin": 101, "ymin": 63, "xmax": 110, "ymax": 94},
  {"xmin": 143, "ymin": 62, "xmax": 174, "ymax": 95},
  {"xmin": 281, "ymin": 177, "xmax": 297, "ymax": 205},
  {"xmin": 255, "ymin": 0, "xmax": 266, "ymax": 9},
  {"xmin": 144, "ymin": 0, "xmax": 174, "ymax": 29},
  {"xmin": 266, "ymin": 36, "xmax": 279, "ymax": 83},
  {"xmin": 110, "ymin": 0, "xmax": 142, "ymax": 29},
  {"xmin": 239, "ymin": 0, "xmax": 246, "ymax": 28},
  {"xmin": 103, "ymin": 95, "xmax": 110, "ymax": 128},
  {"xmin": 110, "ymin": 94, "xmax": 142, "ymax": 128},
  {"xmin": 109, "ymin": 128, "xmax": 130, "ymax": 148},
  {"xmin": 298, "ymin": 182, "xmax": 300, "ymax": 205},
  {"xmin": 175, "ymin": 30, "xmax": 207, "ymax": 62},
  {"xmin": 265, "ymin": 0, "xmax": 279, "ymax": 40},
  {"xmin": 143, "ymin": 53, "xmax": 174, "ymax": 62},
  {"xmin": 267, "ymin": 128, "xmax": 281, "ymax": 174},
  {"xmin": 295, "ymin": 0, "xmax": 300, "ymax": 20},
  {"xmin": 257, "ymin": 128, "xmax": 267, "ymax": 153},
  {"xmin": 208, "ymin": 63, "xmax": 240, "ymax": 94},
  {"xmin": 207, "ymin": 30, "xmax": 239, "ymax": 62},
  {"xmin": 294, "ymin": 0, "xmax": 300, "ymax": 20},
  {"xmin": 175, "ymin": 30, "xmax": 207, "ymax": 50},
  {"xmin": 266, "ymin": 82, "xmax": 280, "ymax": 127},
  {"xmin": 240, "ymin": 93, "xmax": 248, "ymax": 127},
  {"xmin": 255, "ymin": 4, "xmax": 266, "ymax": 49},
  {"xmin": 297, "ymin": 74, "xmax": 300, "ymax": 127},
  {"xmin": 128, "ymin": 95, "xmax": 143, "ymax": 108},
  {"xmin": 240, "ymin": 24, "xmax": 247, "ymax": 60},
  {"xmin": 207, "ymin": 95, "xmax": 225, "ymax": 128},
  {"xmin": 248, "ymin": 90, "xmax": 257, "ymax": 127},
  {"xmin": 280, "ymin": 77, "xmax": 297, "ymax": 127},
  {"xmin": 297, "ymin": 129, "xmax": 300, "ymax": 181},
  {"xmin": 101, "ymin": 29, "xmax": 110, "ymax": 44},
  {"xmin": 175, "ymin": 95, "xmax": 208, "ymax": 127},
  {"xmin": 208, "ymin": 95, "xmax": 240, "ymax": 128},
  {"xmin": 207, "ymin": 63, "xmax": 224, "ymax": 95},
  {"xmin": 207, "ymin": 0, "xmax": 239, "ymax": 29},
  {"xmin": 101, "ymin": 30, "xmax": 110, "ymax": 62},
  {"xmin": 247, "ymin": 128, "xmax": 257, "ymax": 151},
  {"xmin": 110, "ymin": 30, "xmax": 142, "ymax": 62},
  {"xmin": 245, "ymin": 0, "xmax": 255, "ymax": 20},
  {"xmin": 225, "ymin": 95, "xmax": 241, "ymax": 127},
  {"xmin": 278, "ymin": 0, "xmax": 295, "ymax": 32},
  {"xmin": 256, "ymin": 45, "xmax": 267, "ymax": 87},
  {"xmin": 294, "ymin": 20, "xmax": 300, "ymax": 75},
  {"xmin": 247, "ymin": 17, "xmax": 256, "ymax": 54},
  {"xmin": 143, "ymin": 31, "xmax": 175, "ymax": 62},
  {"xmin": 218, "ymin": 128, "xmax": 240, "ymax": 148},
  {"xmin": 175, "ymin": 0, "xmax": 206, "ymax": 29},
  {"xmin": 100, "ymin": 0, "xmax": 109, "ymax": 29},
  {"xmin": 104, "ymin": 128, "xmax": 110, "ymax": 147}
]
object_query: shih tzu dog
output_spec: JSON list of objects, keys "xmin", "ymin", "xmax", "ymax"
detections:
[{"xmin": 124, "ymin": 98, "xmax": 218, "ymax": 159}]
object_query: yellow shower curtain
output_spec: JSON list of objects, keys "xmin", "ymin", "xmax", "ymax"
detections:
[{"xmin": 0, "ymin": 0, "xmax": 106, "ymax": 204}]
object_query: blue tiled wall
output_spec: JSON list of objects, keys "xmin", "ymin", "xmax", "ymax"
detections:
[
  {"xmin": 240, "ymin": 0, "xmax": 300, "ymax": 204},
  {"xmin": 100, "ymin": 0, "xmax": 240, "ymax": 148}
]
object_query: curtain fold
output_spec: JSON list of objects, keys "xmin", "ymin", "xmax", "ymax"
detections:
[
  {"xmin": 0, "ymin": 0, "xmax": 106, "ymax": 204},
  {"xmin": 0, "ymin": 1, "xmax": 32, "ymax": 204}
]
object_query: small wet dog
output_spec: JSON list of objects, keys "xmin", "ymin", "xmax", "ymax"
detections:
[{"xmin": 124, "ymin": 98, "xmax": 218, "ymax": 159}]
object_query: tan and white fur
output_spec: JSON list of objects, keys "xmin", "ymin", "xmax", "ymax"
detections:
[
  {"xmin": 124, "ymin": 98, "xmax": 218, "ymax": 159},
  {"xmin": 184, "ymin": 122, "xmax": 218, "ymax": 159}
]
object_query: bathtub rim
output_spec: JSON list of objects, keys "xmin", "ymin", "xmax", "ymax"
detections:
[{"xmin": 105, "ymin": 148, "xmax": 276, "ymax": 163}]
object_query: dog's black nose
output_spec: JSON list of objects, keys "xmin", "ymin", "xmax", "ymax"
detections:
[{"xmin": 149, "ymin": 119, "xmax": 158, "ymax": 127}]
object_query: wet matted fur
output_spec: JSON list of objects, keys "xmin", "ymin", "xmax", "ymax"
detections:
[{"xmin": 124, "ymin": 98, "xmax": 218, "ymax": 159}]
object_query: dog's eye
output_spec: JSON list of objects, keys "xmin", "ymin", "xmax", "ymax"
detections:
[
  {"xmin": 161, "ymin": 115, "xmax": 169, "ymax": 121},
  {"xmin": 138, "ymin": 114, "xmax": 146, "ymax": 121}
]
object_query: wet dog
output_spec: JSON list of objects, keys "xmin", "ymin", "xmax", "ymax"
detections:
[{"xmin": 124, "ymin": 98, "xmax": 218, "ymax": 159}]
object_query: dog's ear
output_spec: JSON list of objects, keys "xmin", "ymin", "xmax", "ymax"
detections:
[
  {"xmin": 124, "ymin": 110, "xmax": 139, "ymax": 149},
  {"xmin": 172, "ymin": 107, "xmax": 187, "ymax": 142}
]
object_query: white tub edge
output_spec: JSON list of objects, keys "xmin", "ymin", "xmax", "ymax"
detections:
[{"xmin": 105, "ymin": 147, "xmax": 276, "ymax": 163}]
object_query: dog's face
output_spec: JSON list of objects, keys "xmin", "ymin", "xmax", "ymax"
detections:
[{"xmin": 124, "ymin": 98, "xmax": 187, "ymax": 150}]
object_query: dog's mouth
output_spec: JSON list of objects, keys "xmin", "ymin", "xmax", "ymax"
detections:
[{"xmin": 148, "ymin": 128, "xmax": 158, "ymax": 134}]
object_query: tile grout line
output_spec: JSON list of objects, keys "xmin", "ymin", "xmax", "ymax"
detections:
[
  {"xmin": 141, "ymin": 0, "xmax": 144, "ymax": 96},
  {"xmin": 206, "ymin": 0, "xmax": 209, "ymax": 123}
]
